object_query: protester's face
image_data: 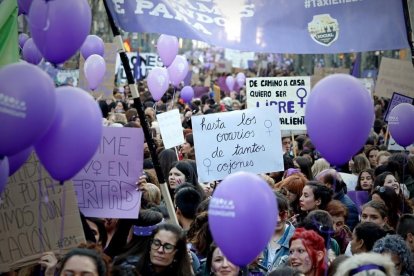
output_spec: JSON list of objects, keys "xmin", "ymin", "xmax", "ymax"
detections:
[
  {"xmin": 201, "ymin": 182, "xmax": 214, "ymax": 196},
  {"xmin": 275, "ymin": 210, "xmax": 288, "ymax": 232},
  {"xmin": 60, "ymin": 255, "xmax": 98, "ymax": 276},
  {"xmin": 377, "ymin": 155, "xmax": 389, "ymax": 167},
  {"xmin": 360, "ymin": 172, "xmax": 373, "ymax": 191},
  {"xmin": 289, "ymin": 239, "xmax": 313, "ymax": 275},
  {"xmin": 361, "ymin": 206, "xmax": 386, "ymax": 227},
  {"xmin": 150, "ymin": 230, "xmax": 178, "ymax": 270},
  {"xmin": 115, "ymin": 102, "xmax": 124, "ymax": 112},
  {"xmin": 282, "ymin": 137, "xmax": 291, "ymax": 153},
  {"xmin": 383, "ymin": 174, "xmax": 400, "ymax": 194},
  {"xmin": 332, "ymin": 215, "xmax": 345, "ymax": 234},
  {"xmin": 86, "ymin": 220, "xmax": 100, "ymax": 244},
  {"xmin": 350, "ymin": 230, "xmax": 363, "ymax": 254},
  {"xmin": 211, "ymin": 247, "xmax": 240, "ymax": 276},
  {"xmin": 168, "ymin": 167, "xmax": 186, "ymax": 189},
  {"xmin": 180, "ymin": 141, "xmax": 192, "ymax": 154},
  {"xmin": 368, "ymin": 150, "xmax": 378, "ymax": 167},
  {"xmin": 299, "ymin": 185, "xmax": 319, "ymax": 211}
]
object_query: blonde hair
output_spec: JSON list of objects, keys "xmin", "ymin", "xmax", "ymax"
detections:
[
  {"xmin": 312, "ymin": 158, "xmax": 330, "ymax": 178},
  {"xmin": 335, "ymin": 252, "xmax": 395, "ymax": 276},
  {"xmin": 142, "ymin": 183, "xmax": 161, "ymax": 207}
]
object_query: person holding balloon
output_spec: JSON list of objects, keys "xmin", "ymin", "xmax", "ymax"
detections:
[{"xmin": 288, "ymin": 228, "xmax": 326, "ymax": 276}]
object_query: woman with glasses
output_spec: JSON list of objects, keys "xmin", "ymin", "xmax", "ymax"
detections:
[{"xmin": 113, "ymin": 222, "xmax": 193, "ymax": 275}]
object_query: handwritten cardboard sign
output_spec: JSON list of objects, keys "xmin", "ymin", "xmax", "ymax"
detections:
[
  {"xmin": 383, "ymin": 92, "xmax": 414, "ymax": 122},
  {"xmin": 156, "ymin": 109, "xmax": 185, "ymax": 149},
  {"xmin": 73, "ymin": 127, "xmax": 144, "ymax": 219},
  {"xmin": 0, "ymin": 154, "xmax": 85, "ymax": 272},
  {"xmin": 375, "ymin": 57, "xmax": 414, "ymax": 98},
  {"xmin": 246, "ymin": 76, "xmax": 310, "ymax": 131},
  {"xmin": 78, "ymin": 43, "xmax": 118, "ymax": 99},
  {"xmin": 192, "ymin": 106, "xmax": 284, "ymax": 182}
]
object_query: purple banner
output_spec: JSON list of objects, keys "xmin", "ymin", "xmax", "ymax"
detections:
[
  {"xmin": 105, "ymin": 0, "xmax": 408, "ymax": 53},
  {"xmin": 73, "ymin": 127, "xmax": 144, "ymax": 219}
]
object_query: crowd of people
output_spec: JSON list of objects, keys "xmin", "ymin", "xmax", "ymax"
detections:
[{"xmin": 5, "ymin": 68, "xmax": 414, "ymax": 276}]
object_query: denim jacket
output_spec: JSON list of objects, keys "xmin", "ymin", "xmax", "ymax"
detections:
[{"xmin": 260, "ymin": 223, "xmax": 295, "ymax": 273}]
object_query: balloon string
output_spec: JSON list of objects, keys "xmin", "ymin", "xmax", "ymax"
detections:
[
  {"xmin": 37, "ymin": 163, "xmax": 45, "ymax": 252},
  {"xmin": 170, "ymin": 88, "xmax": 176, "ymax": 111},
  {"xmin": 59, "ymin": 184, "xmax": 67, "ymax": 254},
  {"xmin": 153, "ymin": 102, "xmax": 157, "ymax": 114}
]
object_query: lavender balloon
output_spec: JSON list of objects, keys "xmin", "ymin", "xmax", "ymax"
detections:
[
  {"xmin": 225, "ymin": 76, "xmax": 235, "ymax": 91},
  {"xmin": 157, "ymin": 34, "xmax": 179, "ymax": 66},
  {"xmin": 236, "ymin": 72, "xmax": 246, "ymax": 87},
  {"xmin": 305, "ymin": 74, "xmax": 374, "ymax": 165},
  {"xmin": 84, "ymin": 54, "xmax": 106, "ymax": 90},
  {"xmin": 180, "ymin": 86, "xmax": 194, "ymax": 103},
  {"xmin": 7, "ymin": 146, "xmax": 33, "ymax": 176},
  {"xmin": 18, "ymin": 33, "xmax": 29, "ymax": 49},
  {"xmin": 80, "ymin": 35, "xmax": 105, "ymax": 60},
  {"xmin": 388, "ymin": 103, "xmax": 414, "ymax": 147},
  {"xmin": 35, "ymin": 87, "xmax": 102, "ymax": 182},
  {"xmin": 0, "ymin": 63, "xmax": 56, "ymax": 157},
  {"xmin": 147, "ymin": 67, "xmax": 169, "ymax": 101},
  {"xmin": 0, "ymin": 157, "xmax": 9, "ymax": 194},
  {"xmin": 167, "ymin": 55, "xmax": 189, "ymax": 87},
  {"xmin": 209, "ymin": 172, "xmax": 278, "ymax": 266},
  {"xmin": 28, "ymin": 0, "xmax": 91, "ymax": 64},
  {"xmin": 22, "ymin": 38, "xmax": 43, "ymax": 64}
]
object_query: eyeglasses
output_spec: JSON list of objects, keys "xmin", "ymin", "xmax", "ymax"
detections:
[{"xmin": 151, "ymin": 239, "xmax": 176, "ymax": 253}]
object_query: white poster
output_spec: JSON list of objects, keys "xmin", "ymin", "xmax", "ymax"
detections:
[
  {"xmin": 192, "ymin": 107, "xmax": 284, "ymax": 182},
  {"xmin": 157, "ymin": 109, "xmax": 185, "ymax": 149},
  {"xmin": 246, "ymin": 76, "xmax": 310, "ymax": 131}
]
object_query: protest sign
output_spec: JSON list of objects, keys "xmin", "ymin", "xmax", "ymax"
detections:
[
  {"xmin": 72, "ymin": 127, "xmax": 144, "ymax": 218},
  {"xmin": 78, "ymin": 43, "xmax": 118, "ymax": 98},
  {"xmin": 56, "ymin": 69, "xmax": 79, "ymax": 87},
  {"xmin": 157, "ymin": 109, "xmax": 185, "ymax": 149},
  {"xmin": 376, "ymin": 57, "xmax": 414, "ymax": 98},
  {"xmin": 0, "ymin": 153, "xmax": 85, "ymax": 272},
  {"xmin": 359, "ymin": 78, "xmax": 375, "ymax": 96},
  {"xmin": 192, "ymin": 106, "xmax": 284, "ymax": 182},
  {"xmin": 311, "ymin": 67, "xmax": 349, "ymax": 87},
  {"xmin": 115, "ymin": 52, "xmax": 163, "ymax": 85},
  {"xmin": 383, "ymin": 92, "xmax": 414, "ymax": 122},
  {"xmin": 224, "ymin": 49, "xmax": 255, "ymax": 69},
  {"xmin": 246, "ymin": 76, "xmax": 310, "ymax": 131},
  {"xmin": 104, "ymin": 0, "xmax": 408, "ymax": 54}
]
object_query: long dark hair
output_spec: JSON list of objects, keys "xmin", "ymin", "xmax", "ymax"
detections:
[
  {"xmin": 355, "ymin": 169, "xmax": 375, "ymax": 191},
  {"xmin": 58, "ymin": 248, "xmax": 107, "ymax": 276}
]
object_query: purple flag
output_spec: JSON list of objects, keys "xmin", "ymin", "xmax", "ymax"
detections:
[
  {"xmin": 351, "ymin": 53, "xmax": 361, "ymax": 78},
  {"xmin": 105, "ymin": 0, "xmax": 408, "ymax": 54},
  {"xmin": 347, "ymin": 191, "xmax": 369, "ymax": 212}
]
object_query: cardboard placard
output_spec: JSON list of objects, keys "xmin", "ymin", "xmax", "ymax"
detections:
[
  {"xmin": 375, "ymin": 57, "xmax": 414, "ymax": 98},
  {"xmin": 0, "ymin": 154, "xmax": 85, "ymax": 272},
  {"xmin": 192, "ymin": 106, "xmax": 284, "ymax": 182},
  {"xmin": 156, "ymin": 109, "xmax": 185, "ymax": 149},
  {"xmin": 246, "ymin": 76, "xmax": 310, "ymax": 131},
  {"xmin": 72, "ymin": 127, "xmax": 144, "ymax": 218}
]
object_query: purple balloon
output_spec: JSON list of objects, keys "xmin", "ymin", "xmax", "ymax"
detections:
[
  {"xmin": 157, "ymin": 34, "xmax": 179, "ymax": 66},
  {"xmin": 236, "ymin": 72, "xmax": 246, "ymax": 87},
  {"xmin": 209, "ymin": 172, "xmax": 278, "ymax": 266},
  {"xmin": 28, "ymin": 0, "xmax": 91, "ymax": 64},
  {"xmin": 18, "ymin": 33, "xmax": 29, "ymax": 49},
  {"xmin": 7, "ymin": 146, "xmax": 33, "ymax": 176},
  {"xmin": 305, "ymin": 74, "xmax": 374, "ymax": 165},
  {"xmin": 84, "ymin": 54, "xmax": 106, "ymax": 91},
  {"xmin": 35, "ymin": 87, "xmax": 102, "ymax": 182},
  {"xmin": 18, "ymin": 0, "xmax": 33, "ymax": 15},
  {"xmin": 225, "ymin": 76, "xmax": 235, "ymax": 91},
  {"xmin": 388, "ymin": 103, "xmax": 414, "ymax": 147},
  {"xmin": 80, "ymin": 35, "xmax": 105, "ymax": 60},
  {"xmin": 147, "ymin": 67, "xmax": 169, "ymax": 101},
  {"xmin": 167, "ymin": 55, "xmax": 189, "ymax": 87},
  {"xmin": 22, "ymin": 38, "xmax": 43, "ymax": 64},
  {"xmin": 180, "ymin": 86, "xmax": 194, "ymax": 103},
  {"xmin": 0, "ymin": 157, "xmax": 9, "ymax": 194},
  {"xmin": 0, "ymin": 63, "xmax": 56, "ymax": 157}
]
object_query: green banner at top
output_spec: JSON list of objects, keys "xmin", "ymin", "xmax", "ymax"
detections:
[{"xmin": 0, "ymin": 0, "xmax": 19, "ymax": 69}]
